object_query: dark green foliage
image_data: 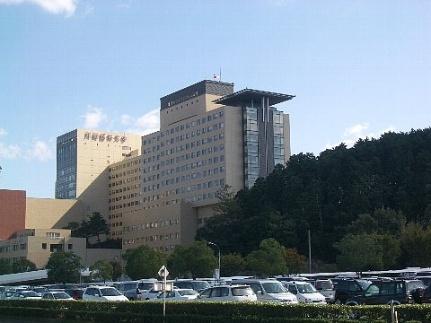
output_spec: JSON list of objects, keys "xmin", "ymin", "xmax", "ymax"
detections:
[
  {"xmin": 197, "ymin": 128, "xmax": 431, "ymax": 269},
  {"xmin": 123, "ymin": 245, "xmax": 166, "ymax": 279},
  {"xmin": 167, "ymin": 241, "xmax": 217, "ymax": 278},
  {"xmin": 67, "ymin": 212, "xmax": 109, "ymax": 242},
  {"xmin": 110, "ymin": 260, "xmax": 123, "ymax": 281},
  {"xmin": 45, "ymin": 251, "xmax": 81, "ymax": 283},
  {"xmin": 0, "ymin": 258, "xmax": 12, "ymax": 274},
  {"xmin": 221, "ymin": 253, "xmax": 246, "ymax": 276},
  {"xmin": 11, "ymin": 258, "xmax": 36, "ymax": 273},
  {"xmin": 246, "ymin": 239, "xmax": 287, "ymax": 276},
  {"xmin": 1, "ymin": 300, "xmax": 431, "ymax": 322},
  {"xmin": 90, "ymin": 260, "xmax": 113, "ymax": 282}
]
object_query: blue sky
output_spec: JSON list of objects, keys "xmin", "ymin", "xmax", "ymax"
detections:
[{"xmin": 0, "ymin": 0, "xmax": 430, "ymax": 198}]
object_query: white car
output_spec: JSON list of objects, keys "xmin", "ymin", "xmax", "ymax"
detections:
[
  {"xmin": 198, "ymin": 285, "xmax": 257, "ymax": 302},
  {"xmin": 42, "ymin": 291, "xmax": 74, "ymax": 301},
  {"xmin": 156, "ymin": 289, "xmax": 199, "ymax": 301},
  {"xmin": 284, "ymin": 282, "xmax": 326, "ymax": 304},
  {"xmin": 82, "ymin": 286, "xmax": 128, "ymax": 302},
  {"xmin": 140, "ymin": 287, "xmax": 162, "ymax": 300},
  {"xmin": 234, "ymin": 279, "xmax": 298, "ymax": 303},
  {"xmin": 10, "ymin": 291, "xmax": 42, "ymax": 300}
]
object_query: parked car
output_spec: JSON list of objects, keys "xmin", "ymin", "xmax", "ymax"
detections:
[
  {"xmin": 114, "ymin": 279, "xmax": 158, "ymax": 300},
  {"xmin": 156, "ymin": 289, "xmax": 199, "ymax": 301},
  {"xmin": 417, "ymin": 276, "xmax": 431, "ymax": 287},
  {"xmin": 173, "ymin": 280, "xmax": 211, "ymax": 292},
  {"xmin": 65, "ymin": 288, "xmax": 85, "ymax": 300},
  {"xmin": 312, "ymin": 279, "xmax": 335, "ymax": 303},
  {"xmin": 333, "ymin": 279, "xmax": 372, "ymax": 304},
  {"xmin": 345, "ymin": 279, "xmax": 425, "ymax": 305},
  {"xmin": 198, "ymin": 285, "xmax": 257, "ymax": 302},
  {"xmin": 42, "ymin": 291, "xmax": 74, "ymax": 301},
  {"xmin": 10, "ymin": 291, "xmax": 42, "ymax": 300},
  {"xmin": 284, "ymin": 281, "xmax": 326, "ymax": 304},
  {"xmin": 141, "ymin": 287, "xmax": 162, "ymax": 300},
  {"xmin": 31, "ymin": 287, "xmax": 49, "ymax": 297},
  {"xmin": 82, "ymin": 286, "xmax": 128, "ymax": 302},
  {"xmin": 233, "ymin": 279, "xmax": 298, "ymax": 303}
]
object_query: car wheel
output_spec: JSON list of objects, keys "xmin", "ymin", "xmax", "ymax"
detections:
[
  {"xmin": 345, "ymin": 301, "xmax": 359, "ymax": 306},
  {"xmin": 334, "ymin": 299, "xmax": 342, "ymax": 305}
]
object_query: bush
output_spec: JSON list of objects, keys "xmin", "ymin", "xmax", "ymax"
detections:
[{"xmin": 1, "ymin": 301, "xmax": 431, "ymax": 322}]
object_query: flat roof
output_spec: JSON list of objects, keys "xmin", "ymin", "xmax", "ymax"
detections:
[{"xmin": 214, "ymin": 89, "xmax": 295, "ymax": 107}]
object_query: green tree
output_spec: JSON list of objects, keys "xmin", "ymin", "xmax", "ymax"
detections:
[
  {"xmin": 0, "ymin": 259, "xmax": 12, "ymax": 275},
  {"xmin": 46, "ymin": 252, "xmax": 81, "ymax": 283},
  {"xmin": 246, "ymin": 239, "xmax": 287, "ymax": 276},
  {"xmin": 335, "ymin": 233, "xmax": 400, "ymax": 271},
  {"xmin": 90, "ymin": 260, "xmax": 113, "ymax": 282},
  {"xmin": 69, "ymin": 212, "xmax": 109, "ymax": 242},
  {"xmin": 283, "ymin": 248, "xmax": 307, "ymax": 274},
  {"xmin": 12, "ymin": 258, "xmax": 36, "ymax": 273},
  {"xmin": 400, "ymin": 223, "xmax": 431, "ymax": 267},
  {"xmin": 168, "ymin": 241, "xmax": 217, "ymax": 278},
  {"xmin": 124, "ymin": 246, "xmax": 166, "ymax": 279},
  {"xmin": 110, "ymin": 261, "xmax": 123, "ymax": 281},
  {"xmin": 220, "ymin": 253, "xmax": 246, "ymax": 276}
]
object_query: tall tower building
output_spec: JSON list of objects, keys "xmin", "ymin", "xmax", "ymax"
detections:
[
  {"xmin": 119, "ymin": 80, "xmax": 294, "ymax": 251},
  {"xmin": 56, "ymin": 129, "xmax": 142, "ymax": 217}
]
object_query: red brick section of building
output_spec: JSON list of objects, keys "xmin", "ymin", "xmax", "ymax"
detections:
[{"xmin": 0, "ymin": 189, "xmax": 26, "ymax": 240}]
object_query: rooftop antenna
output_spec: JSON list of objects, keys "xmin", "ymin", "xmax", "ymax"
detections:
[{"xmin": 219, "ymin": 67, "xmax": 222, "ymax": 82}]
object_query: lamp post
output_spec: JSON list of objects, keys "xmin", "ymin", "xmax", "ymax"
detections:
[{"xmin": 207, "ymin": 241, "xmax": 220, "ymax": 281}]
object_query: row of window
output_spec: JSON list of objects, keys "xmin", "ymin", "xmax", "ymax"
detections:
[{"xmin": 143, "ymin": 111, "xmax": 224, "ymax": 146}]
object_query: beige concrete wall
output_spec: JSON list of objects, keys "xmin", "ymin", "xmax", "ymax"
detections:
[
  {"xmin": 283, "ymin": 114, "xmax": 291, "ymax": 162},
  {"xmin": 75, "ymin": 129, "xmax": 142, "ymax": 219},
  {"xmin": 224, "ymin": 106, "xmax": 244, "ymax": 193},
  {"xmin": 160, "ymin": 93, "xmax": 225, "ymax": 129},
  {"xmin": 122, "ymin": 202, "xmax": 196, "ymax": 252},
  {"xmin": 25, "ymin": 198, "xmax": 88, "ymax": 230},
  {"xmin": 0, "ymin": 229, "xmax": 87, "ymax": 268},
  {"xmin": 108, "ymin": 155, "xmax": 142, "ymax": 239},
  {"xmin": 84, "ymin": 248, "xmax": 122, "ymax": 267}
]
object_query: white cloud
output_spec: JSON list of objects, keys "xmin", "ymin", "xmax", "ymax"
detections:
[
  {"xmin": 0, "ymin": 0, "xmax": 77, "ymax": 15},
  {"xmin": 0, "ymin": 142, "xmax": 21, "ymax": 159},
  {"xmin": 120, "ymin": 114, "xmax": 132, "ymax": 126},
  {"xmin": 0, "ymin": 128, "xmax": 7, "ymax": 137},
  {"xmin": 133, "ymin": 109, "xmax": 160, "ymax": 135},
  {"xmin": 25, "ymin": 140, "xmax": 54, "ymax": 161},
  {"xmin": 82, "ymin": 106, "xmax": 107, "ymax": 129},
  {"xmin": 326, "ymin": 123, "xmax": 396, "ymax": 149}
]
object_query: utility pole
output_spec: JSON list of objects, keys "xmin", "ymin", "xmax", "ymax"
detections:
[{"xmin": 308, "ymin": 229, "xmax": 312, "ymax": 273}]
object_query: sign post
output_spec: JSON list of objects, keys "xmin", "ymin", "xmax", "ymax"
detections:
[{"xmin": 158, "ymin": 265, "xmax": 169, "ymax": 320}]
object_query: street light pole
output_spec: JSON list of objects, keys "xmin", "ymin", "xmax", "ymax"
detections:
[{"xmin": 207, "ymin": 241, "xmax": 220, "ymax": 281}]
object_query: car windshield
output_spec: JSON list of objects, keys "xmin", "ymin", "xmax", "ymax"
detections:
[
  {"xmin": 232, "ymin": 287, "xmax": 255, "ymax": 296},
  {"xmin": 138, "ymin": 283, "xmax": 155, "ymax": 290},
  {"xmin": 193, "ymin": 282, "xmax": 210, "ymax": 290},
  {"xmin": 54, "ymin": 292, "xmax": 71, "ymax": 299},
  {"xmin": 100, "ymin": 288, "xmax": 121, "ymax": 296},
  {"xmin": 407, "ymin": 281, "xmax": 425, "ymax": 292},
  {"xmin": 21, "ymin": 291, "xmax": 39, "ymax": 297},
  {"xmin": 357, "ymin": 280, "xmax": 372, "ymax": 290},
  {"xmin": 296, "ymin": 283, "xmax": 316, "ymax": 294},
  {"xmin": 123, "ymin": 283, "xmax": 137, "ymax": 290},
  {"xmin": 178, "ymin": 290, "xmax": 197, "ymax": 296},
  {"xmin": 315, "ymin": 281, "xmax": 333, "ymax": 290},
  {"xmin": 262, "ymin": 282, "xmax": 286, "ymax": 294}
]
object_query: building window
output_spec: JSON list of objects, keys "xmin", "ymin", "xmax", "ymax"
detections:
[
  {"xmin": 42, "ymin": 243, "xmax": 47, "ymax": 250},
  {"xmin": 68, "ymin": 244, "xmax": 73, "ymax": 250}
]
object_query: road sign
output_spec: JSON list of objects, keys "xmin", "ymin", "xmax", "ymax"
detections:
[{"xmin": 158, "ymin": 265, "xmax": 169, "ymax": 278}]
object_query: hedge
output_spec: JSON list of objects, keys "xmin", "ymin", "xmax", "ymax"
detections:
[{"xmin": 0, "ymin": 300, "xmax": 431, "ymax": 322}]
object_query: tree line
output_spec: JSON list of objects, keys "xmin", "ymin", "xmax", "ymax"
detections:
[{"xmin": 197, "ymin": 128, "xmax": 431, "ymax": 271}]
